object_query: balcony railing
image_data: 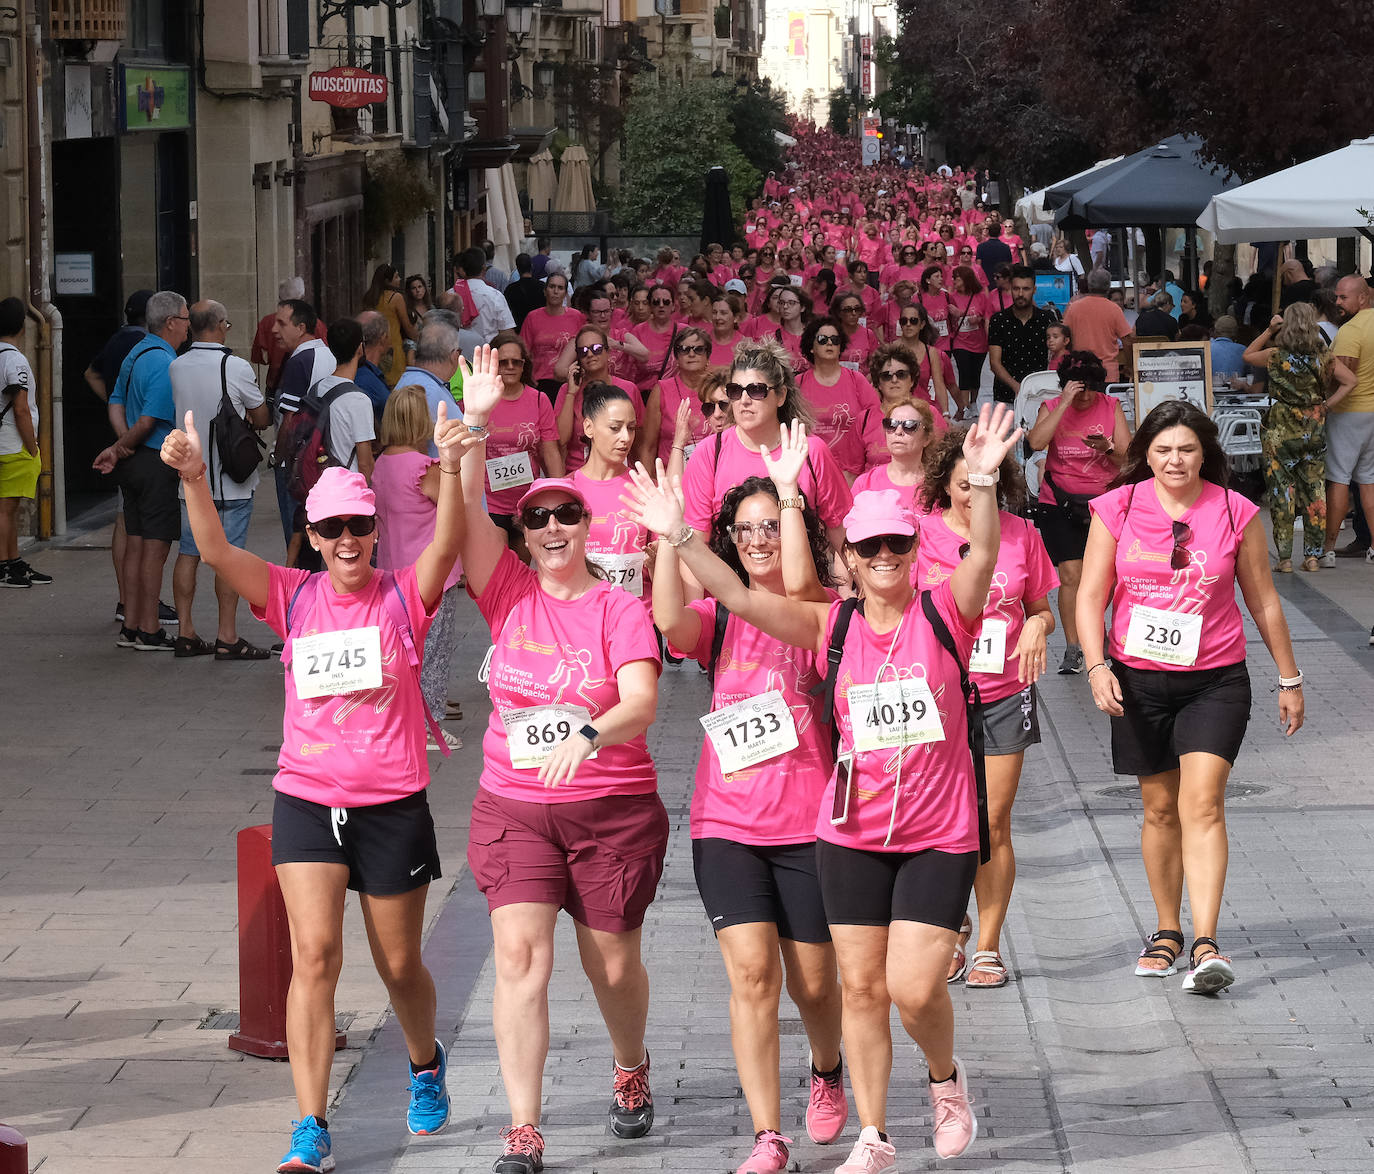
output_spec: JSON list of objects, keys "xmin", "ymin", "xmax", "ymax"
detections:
[{"xmin": 50, "ymin": 0, "xmax": 126, "ymax": 40}]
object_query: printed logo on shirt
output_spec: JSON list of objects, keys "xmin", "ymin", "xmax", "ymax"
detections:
[
  {"xmin": 546, "ymin": 645, "xmax": 607, "ymax": 715},
  {"xmin": 923, "ymin": 562, "xmax": 950, "ymax": 586},
  {"xmin": 299, "ymin": 741, "xmax": 336, "ymax": 755},
  {"xmin": 1124, "ymin": 540, "xmax": 1170, "ymax": 565},
  {"xmin": 505, "ymin": 624, "xmax": 557, "ymax": 656}
]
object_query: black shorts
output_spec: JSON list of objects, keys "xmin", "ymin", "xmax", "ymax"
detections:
[
  {"xmin": 271, "ymin": 790, "xmax": 441, "ymax": 895},
  {"xmin": 1110, "ymin": 660, "xmax": 1252, "ymax": 777},
  {"xmin": 1033, "ymin": 503, "xmax": 1090, "ymax": 564},
  {"xmin": 692, "ymin": 838, "xmax": 831, "ymax": 943},
  {"xmin": 118, "ymin": 446, "xmax": 180, "ymax": 542},
  {"xmin": 951, "ymin": 348, "xmax": 986, "ymax": 391},
  {"xmin": 815, "ymin": 839, "xmax": 977, "ymax": 931}
]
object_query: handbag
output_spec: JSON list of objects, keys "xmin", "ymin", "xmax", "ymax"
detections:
[
  {"xmin": 209, "ymin": 351, "xmax": 266, "ymax": 494},
  {"xmin": 1041, "ymin": 470, "xmax": 1095, "ymax": 527}
]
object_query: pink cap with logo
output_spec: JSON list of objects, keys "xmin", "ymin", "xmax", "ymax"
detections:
[
  {"xmin": 515, "ymin": 476, "xmax": 590, "ymax": 513},
  {"xmin": 306, "ymin": 466, "xmax": 376, "ymax": 523},
  {"xmin": 843, "ymin": 489, "xmax": 918, "ymax": 544}
]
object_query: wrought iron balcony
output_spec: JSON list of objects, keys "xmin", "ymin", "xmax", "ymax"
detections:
[{"xmin": 50, "ymin": 0, "xmax": 127, "ymax": 40}]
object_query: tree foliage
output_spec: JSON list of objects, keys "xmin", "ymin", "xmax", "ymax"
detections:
[
  {"xmin": 731, "ymin": 81, "xmax": 790, "ymax": 180},
  {"xmin": 828, "ymin": 87, "xmax": 859, "ymax": 137},
  {"xmin": 870, "ymin": 36, "xmax": 935, "ymax": 131},
  {"xmin": 614, "ymin": 75, "xmax": 762, "ymax": 233}
]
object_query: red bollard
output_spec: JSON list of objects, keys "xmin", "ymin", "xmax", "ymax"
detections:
[
  {"xmin": 228, "ymin": 825, "xmax": 346, "ymax": 1059},
  {"xmin": 0, "ymin": 1123, "xmax": 27, "ymax": 1174}
]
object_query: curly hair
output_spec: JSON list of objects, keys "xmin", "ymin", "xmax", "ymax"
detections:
[
  {"xmin": 729, "ymin": 339, "xmax": 816, "ymax": 430},
  {"xmin": 918, "ymin": 424, "xmax": 1027, "ymax": 514},
  {"xmin": 868, "ymin": 342, "xmax": 923, "ymax": 391},
  {"xmin": 801, "ymin": 316, "xmax": 849, "ymax": 363},
  {"xmin": 708, "ymin": 476, "xmax": 837, "ymax": 589},
  {"xmin": 1113, "ymin": 399, "xmax": 1229, "ymax": 489},
  {"xmin": 1057, "ymin": 349, "xmax": 1107, "ymax": 391}
]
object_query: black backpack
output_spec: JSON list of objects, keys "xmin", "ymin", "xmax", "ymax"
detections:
[
  {"xmin": 208, "ymin": 351, "xmax": 266, "ymax": 495},
  {"xmin": 283, "ymin": 381, "xmax": 358, "ymax": 508}
]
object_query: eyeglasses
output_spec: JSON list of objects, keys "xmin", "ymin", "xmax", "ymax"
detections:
[
  {"xmin": 650, "ymin": 298, "xmax": 673, "ymax": 307},
  {"xmin": 852, "ymin": 534, "xmax": 915, "ymax": 558},
  {"xmin": 898, "ymin": 315, "xmax": 922, "ymax": 326},
  {"xmin": 878, "ymin": 369, "xmax": 914, "ymax": 383},
  {"xmin": 1170, "ymin": 520, "xmax": 1193, "ymax": 570},
  {"xmin": 777, "ymin": 299, "xmax": 800, "ymax": 308},
  {"xmin": 521, "ymin": 502, "xmax": 586, "ymax": 529},
  {"xmin": 814, "ymin": 333, "xmax": 841, "ymax": 346},
  {"xmin": 701, "ymin": 399, "xmax": 730, "ymax": 415},
  {"xmin": 310, "ymin": 515, "xmax": 377, "ymax": 540},
  {"xmin": 727, "ymin": 519, "xmax": 780, "ymax": 542},
  {"xmin": 576, "ymin": 343, "xmax": 607, "ymax": 358},
  {"xmin": 677, "ymin": 343, "xmax": 709, "ymax": 356},
  {"xmin": 497, "ymin": 357, "xmax": 524, "ymax": 368},
  {"xmin": 838, "ymin": 304, "xmax": 861, "ymax": 313},
  {"xmin": 882, "ymin": 418, "xmax": 923, "ymax": 433},
  {"xmin": 725, "ymin": 382, "xmax": 774, "ymax": 401}
]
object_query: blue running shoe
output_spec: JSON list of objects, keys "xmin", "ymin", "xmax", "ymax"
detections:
[
  {"xmin": 277, "ymin": 1116, "xmax": 334, "ymax": 1173},
  {"xmin": 407, "ymin": 1039, "xmax": 451, "ymax": 1135}
]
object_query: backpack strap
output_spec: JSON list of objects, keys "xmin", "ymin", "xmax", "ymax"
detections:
[
  {"xmin": 212, "ymin": 351, "xmax": 232, "ymax": 500},
  {"xmin": 282, "ymin": 571, "xmax": 326, "ymax": 669},
  {"xmin": 378, "ymin": 570, "xmax": 450, "ymax": 757},
  {"xmin": 706, "ymin": 600, "xmax": 729, "ymax": 690},
  {"xmin": 809, "ymin": 596, "xmax": 860, "ymax": 759},
  {"xmin": 920, "ymin": 590, "xmax": 990, "ymax": 864}
]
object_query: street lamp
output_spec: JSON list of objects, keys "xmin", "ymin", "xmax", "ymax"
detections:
[
  {"xmin": 508, "ymin": 0, "xmax": 535, "ymax": 39},
  {"xmin": 476, "ymin": 0, "xmax": 505, "ymax": 19}
]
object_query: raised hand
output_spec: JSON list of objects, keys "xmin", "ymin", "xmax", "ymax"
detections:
[
  {"xmin": 962, "ymin": 402, "xmax": 1022, "ymax": 478},
  {"xmin": 672, "ymin": 398, "xmax": 694, "ymax": 448},
  {"xmin": 620, "ymin": 459, "xmax": 686, "ymax": 538},
  {"xmin": 759, "ymin": 419, "xmax": 809, "ymax": 494},
  {"xmin": 160, "ymin": 409, "xmax": 205, "ymax": 476},
  {"xmin": 458, "ymin": 344, "xmax": 501, "ymax": 422},
  {"xmin": 434, "ymin": 399, "xmax": 482, "ymax": 470}
]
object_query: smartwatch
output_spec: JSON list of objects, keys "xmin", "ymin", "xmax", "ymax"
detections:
[{"xmin": 578, "ymin": 723, "xmax": 599, "ymax": 747}]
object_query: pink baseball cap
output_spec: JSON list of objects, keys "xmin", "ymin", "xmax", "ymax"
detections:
[
  {"xmin": 516, "ymin": 476, "xmax": 590, "ymax": 513},
  {"xmin": 843, "ymin": 489, "xmax": 918, "ymax": 544},
  {"xmin": 306, "ymin": 466, "xmax": 376, "ymax": 523}
]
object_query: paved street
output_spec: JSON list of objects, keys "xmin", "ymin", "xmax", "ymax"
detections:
[{"xmin": 3, "ymin": 503, "xmax": 1374, "ymax": 1172}]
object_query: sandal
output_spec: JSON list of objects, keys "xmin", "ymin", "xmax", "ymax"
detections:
[
  {"xmin": 1134, "ymin": 929, "xmax": 1184, "ymax": 977},
  {"xmin": 1302, "ymin": 556, "xmax": 1321, "ymax": 573},
  {"xmin": 1276, "ymin": 559, "xmax": 1293, "ymax": 573},
  {"xmin": 965, "ymin": 950, "xmax": 1009, "ymax": 988},
  {"xmin": 947, "ymin": 914, "xmax": 972, "ymax": 983},
  {"xmin": 445, "ymin": 701, "xmax": 464, "ymax": 721},
  {"xmin": 173, "ymin": 634, "xmax": 216, "ymax": 658},
  {"xmin": 1181, "ymin": 936, "xmax": 1235, "ymax": 995},
  {"xmin": 215, "ymin": 637, "xmax": 271, "ymax": 661}
]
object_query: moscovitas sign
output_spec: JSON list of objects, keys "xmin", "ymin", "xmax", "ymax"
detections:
[{"xmin": 308, "ymin": 67, "xmax": 388, "ymax": 108}]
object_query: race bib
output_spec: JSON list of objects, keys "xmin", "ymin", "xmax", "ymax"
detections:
[
  {"xmin": 486, "ymin": 450, "xmax": 534, "ymax": 492},
  {"xmin": 789, "ymin": 274, "xmax": 803, "ymax": 287},
  {"xmin": 588, "ymin": 551, "xmax": 646, "ymax": 598},
  {"xmin": 968, "ymin": 618, "xmax": 1008, "ymax": 675},
  {"xmin": 292, "ymin": 626, "xmax": 382, "ymax": 700},
  {"xmin": 840, "ymin": 361, "xmax": 860, "ymax": 372},
  {"xmin": 933, "ymin": 318, "xmax": 949, "ymax": 338},
  {"xmin": 1123, "ymin": 604, "xmax": 1202, "ymax": 667},
  {"xmin": 682, "ymin": 441, "xmax": 697, "ymax": 460},
  {"xmin": 500, "ymin": 704, "xmax": 594, "ymax": 770},
  {"xmin": 700, "ymin": 690, "xmax": 799, "ymax": 774},
  {"xmin": 848, "ymin": 678, "xmax": 945, "ymax": 752}
]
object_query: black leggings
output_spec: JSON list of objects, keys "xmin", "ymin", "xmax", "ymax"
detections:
[{"xmin": 952, "ymin": 348, "xmax": 987, "ymax": 393}]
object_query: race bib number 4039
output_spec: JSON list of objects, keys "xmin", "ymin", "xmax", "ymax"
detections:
[{"xmin": 847, "ymin": 678, "xmax": 944, "ymax": 752}]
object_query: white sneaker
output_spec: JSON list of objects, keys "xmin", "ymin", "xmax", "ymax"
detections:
[
  {"xmin": 1318, "ymin": 551, "xmax": 1337, "ymax": 568},
  {"xmin": 426, "ymin": 729, "xmax": 462, "ymax": 752},
  {"xmin": 834, "ymin": 1125, "xmax": 896, "ymax": 1173}
]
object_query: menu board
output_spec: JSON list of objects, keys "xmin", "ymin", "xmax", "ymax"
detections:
[{"xmin": 1133, "ymin": 341, "xmax": 1213, "ymax": 420}]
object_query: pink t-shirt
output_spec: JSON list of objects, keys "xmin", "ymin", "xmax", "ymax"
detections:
[
  {"xmin": 775, "ymin": 326, "xmax": 809, "ymax": 374},
  {"xmin": 1038, "ymin": 393, "xmax": 1120, "ymax": 503},
  {"xmin": 372, "ymin": 450, "xmax": 461, "ymax": 591},
  {"xmin": 709, "ymin": 331, "xmax": 742, "ymax": 368},
  {"xmin": 520, "ymin": 308, "xmax": 585, "ymax": 383},
  {"xmin": 913, "ymin": 511, "xmax": 1059, "ymax": 703},
  {"xmin": 851, "ymin": 462, "xmax": 922, "ymax": 513},
  {"xmin": 485, "ymin": 385, "xmax": 559, "ymax": 515},
  {"xmin": 253, "ymin": 565, "xmax": 437, "ymax": 807},
  {"xmin": 473, "ymin": 547, "xmax": 661, "ymax": 802},
  {"xmin": 839, "ymin": 324, "xmax": 880, "ymax": 369},
  {"xmin": 573, "ymin": 468, "xmax": 651, "ymax": 611},
  {"xmin": 815, "ymin": 582, "xmax": 979, "ymax": 854},
  {"xmin": 553, "ymin": 376, "xmax": 642, "ymax": 474},
  {"xmin": 741, "ymin": 315, "xmax": 780, "ymax": 341},
  {"xmin": 800, "ymin": 367, "xmax": 883, "ymax": 477},
  {"xmin": 948, "ymin": 291, "xmax": 994, "ymax": 354},
  {"xmin": 682, "ymin": 427, "xmax": 853, "ymax": 531},
  {"xmin": 919, "ymin": 292, "xmax": 955, "ymax": 351},
  {"xmin": 629, "ymin": 320, "xmax": 677, "ymax": 391},
  {"xmin": 1091, "ymin": 481, "xmax": 1258, "ymax": 672},
  {"xmin": 674, "ymin": 599, "xmax": 833, "ymax": 844}
]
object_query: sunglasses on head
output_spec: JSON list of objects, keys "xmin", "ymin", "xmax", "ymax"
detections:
[
  {"xmin": 882, "ymin": 418, "xmax": 923, "ymax": 433},
  {"xmin": 1170, "ymin": 520, "xmax": 1193, "ymax": 570},
  {"xmin": 576, "ymin": 342, "xmax": 607, "ymax": 357},
  {"xmin": 521, "ymin": 502, "xmax": 586, "ymax": 530},
  {"xmin": 853, "ymin": 533, "xmax": 915, "ymax": 559},
  {"xmin": 725, "ymin": 382, "xmax": 773, "ymax": 401},
  {"xmin": 814, "ymin": 333, "xmax": 841, "ymax": 346},
  {"xmin": 677, "ymin": 343, "xmax": 709, "ymax": 356},
  {"xmin": 727, "ymin": 519, "xmax": 780, "ymax": 542},
  {"xmin": 701, "ymin": 398, "xmax": 730, "ymax": 415},
  {"xmin": 310, "ymin": 515, "xmax": 377, "ymax": 540}
]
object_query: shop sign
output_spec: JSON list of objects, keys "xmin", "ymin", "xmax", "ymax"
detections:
[
  {"xmin": 121, "ymin": 66, "xmax": 192, "ymax": 132},
  {"xmin": 309, "ymin": 67, "xmax": 389, "ymax": 109}
]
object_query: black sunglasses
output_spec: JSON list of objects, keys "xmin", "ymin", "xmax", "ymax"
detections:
[
  {"xmin": 650, "ymin": 298, "xmax": 673, "ymax": 306},
  {"xmin": 521, "ymin": 502, "xmax": 586, "ymax": 530},
  {"xmin": 882, "ymin": 418, "xmax": 923, "ymax": 433},
  {"xmin": 677, "ymin": 343, "xmax": 709, "ymax": 356},
  {"xmin": 310, "ymin": 515, "xmax": 377, "ymax": 540},
  {"xmin": 576, "ymin": 343, "xmax": 607, "ymax": 357},
  {"xmin": 814, "ymin": 333, "xmax": 841, "ymax": 346},
  {"xmin": 701, "ymin": 398, "xmax": 730, "ymax": 415},
  {"xmin": 853, "ymin": 534, "xmax": 915, "ymax": 559},
  {"xmin": 879, "ymin": 369, "xmax": 913, "ymax": 382},
  {"xmin": 1170, "ymin": 520, "xmax": 1193, "ymax": 570},
  {"xmin": 898, "ymin": 315, "xmax": 922, "ymax": 325},
  {"xmin": 725, "ymin": 382, "xmax": 773, "ymax": 401}
]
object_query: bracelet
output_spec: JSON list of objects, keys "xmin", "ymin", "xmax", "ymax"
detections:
[
  {"xmin": 463, "ymin": 422, "xmax": 489, "ymax": 437},
  {"xmin": 1278, "ymin": 671, "xmax": 1303, "ymax": 690},
  {"xmin": 778, "ymin": 495, "xmax": 805, "ymax": 511},
  {"xmin": 671, "ymin": 444, "xmax": 686, "ymax": 452},
  {"xmin": 439, "ymin": 467, "xmax": 459, "ymax": 476},
  {"xmin": 666, "ymin": 523, "xmax": 695, "ymax": 548},
  {"xmin": 181, "ymin": 463, "xmax": 207, "ymax": 484},
  {"xmin": 1086, "ymin": 662, "xmax": 1109, "ymax": 677},
  {"xmin": 967, "ymin": 471, "xmax": 998, "ymax": 487}
]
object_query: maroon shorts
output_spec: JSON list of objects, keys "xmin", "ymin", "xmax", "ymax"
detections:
[{"xmin": 467, "ymin": 788, "xmax": 670, "ymax": 932}]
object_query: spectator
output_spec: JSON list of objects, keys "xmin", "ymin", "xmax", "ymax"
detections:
[
  {"xmin": 505, "ymin": 253, "xmax": 545, "ymax": 329},
  {"xmin": 454, "ymin": 246, "xmax": 516, "ymax": 358},
  {"xmin": 354, "ymin": 310, "xmax": 392, "ymax": 422},
  {"xmin": 1062, "ymin": 269, "xmax": 1135, "ymax": 381},
  {"xmin": 987, "ymin": 265, "xmax": 1056, "ymax": 403},
  {"xmin": 167, "ymin": 299, "xmax": 271, "ymax": 658},
  {"xmin": 1209, "ymin": 316, "xmax": 1248, "ymax": 384},
  {"xmin": 249, "ymin": 277, "xmax": 303, "ymax": 399},
  {"xmin": 1320, "ymin": 276, "xmax": 1374, "ymax": 565},
  {"xmin": 482, "ymin": 241, "xmax": 510, "ymax": 291},
  {"xmin": 573, "ymin": 244, "xmax": 606, "ymax": 290},
  {"xmin": 270, "ymin": 300, "xmax": 335, "ymax": 558},
  {"xmin": 975, "ymin": 219, "xmax": 1014, "ymax": 280},
  {"xmin": 363, "ymin": 264, "xmax": 419, "ymax": 387},
  {"xmin": 1178, "ymin": 289, "xmax": 1213, "ymax": 333},
  {"xmin": 1135, "ymin": 291, "xmax": 1181, "ymax": 341},
  {"xmin": 1279, "ymin": 258, "xmax": 1318, "ymax": 310},
  {"xmin": 0, "ymin": 298, "xmax": 49, "ymax": 589},
  {"xmin": 404, "ymin": 274, "xmax": 434, "ymax": 330},
  {"xmin": 394, "ymin": 314, "xmax": 465, "ymax": 456},
  {"xmin": 530, "ymin": 236, "xmax": 553, "ymax": 280}
]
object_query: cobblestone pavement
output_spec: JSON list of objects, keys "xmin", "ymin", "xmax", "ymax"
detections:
[{"xmin": 2, "ymin": 505, "xmax": 1373, "ymax": 1172}]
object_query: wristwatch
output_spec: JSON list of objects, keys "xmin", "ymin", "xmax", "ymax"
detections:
[
  {"xmin": 778, "ymin": 495, "xmax": 806, "ymax": 511},
  {"xmin": 667, "ymin": 523, "xmax": 696, "ymax": 548},
  {"xmin": 967, "ymin": 471, "xmax": 998, "ymax": 487},
  {"xmin": 578, "ymin": 723, "xmax": 600, "ymax": 747}
]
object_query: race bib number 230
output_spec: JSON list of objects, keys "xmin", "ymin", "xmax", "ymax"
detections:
[{"xmin": 1124, "ymin": 604, "xmax": 1201, "ymax": 666}]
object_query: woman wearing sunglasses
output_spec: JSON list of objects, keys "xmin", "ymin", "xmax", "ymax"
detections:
[
  {"xmin": 680, "ymin": 341, "xmax": 852, "ymax": 548},
  {"xmin": 800, "ymin": 316, "xmax": 884, "ymax": 482},
  {"xmin": 948, "ymin": 265, "xmax": 995, "ymax": 412},
  {"xmin": 553, "ymin": 326, "xmax": 643, "ymax": 475},
  {"xmin": 1025, "ymin": 351, "xmax": 1131, "ymax": 675},
  {"xmin": 554, "ymin": 295, "xmax": 650, "ymax": 388},
  {"xmin": 637, "ymin": 473, "xmax": 847, "ymax": 1174},
  {"xmin": 832, "ymin": 294, "xmax": 879, "ymax": 370},
  {"xmin": 628, "ymin": 282, "xmax": 680, "ymax": 394},
  {"xmin": 891, "ymin": 308, "xmax": 955, "ymax": 421},
  {"xmin": 914, "ymin": 428, "xmax": 1056, "ymax": 990},
  {"xmin": 850, "ymin": 398, "xmax": 937, "ymax": 510},
  {"xmin": 457, "ymin": 354, "xmax": 667, "ymax": 1174},
  {"xmin": 479, "ymin": 332, "xmax": 564, "ymax": 557},
  {"xmin": 628, "ymin": 406, "xmax": 1023, "ymax": 1168},
  {"xmin": 519, "ymin": 272, "xmax": 585, "ymax": 402},
  {"xmin": 642, "ymin": 326, "xmax": 716, "ymax": 469},
  {"xmin": 159, "ymin": 395, "xmax": 477, "ymax": 1173},
  {"xmin": 1077, "ymin": 400, "xmax": 1304, "ymax": 995}
]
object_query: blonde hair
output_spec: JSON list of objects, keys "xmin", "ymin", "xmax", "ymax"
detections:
[
  {"xmin": 1275, "ymin": 301, "xmax": 1325, "ymax": 358},
  {"xmin": 730, "ymin": 338, "xmax": 815, "ymax": 431},
  {"xmin": 380, "ymin": 384, "xmax": 433, "ymax": 449}
]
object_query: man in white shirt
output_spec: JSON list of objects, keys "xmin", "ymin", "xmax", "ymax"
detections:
[
  {"xmin": 0, "ymin": 297, "xmax": 48, "ymax": 589},
  {"xmin": 168, "ymin": 300, "xmax": 270, "ymax": 658},
  {"xmin": 454, "ymin": 246, "xmax": 514, "ymax": 358}
]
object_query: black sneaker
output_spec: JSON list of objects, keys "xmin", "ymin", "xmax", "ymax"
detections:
[
  {"xmin": 609, "ymin": 1052, "xmax": 653, "ymax": 1139},
  {"xmin": 1, "ymin": 562, "xmax": 31, "ymax": 589},
  {"xmin": 15, "ymin": 560, "xmax": 51, "ymax": 585},
  {"xmin": 134, "ymin": 628, "xmax": 176, "ymax": 652},
  {"xmin": 116, "ymin": 626, "xmax": 140, "ymax": 648},
  {"xmin": 494, "ymin": 1124, "xmax": 544, "ymax": 1173},
  {"xmin": 1368, "ymin": 625, "xmax": 1373, "ymax": 647},
  {"xmin": 158, "ymin": 600, "xmax": 179, "ymax": 626}
]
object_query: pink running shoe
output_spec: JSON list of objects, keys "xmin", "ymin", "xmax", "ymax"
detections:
[
  {"xmin": 929, "ymin": 1056, "xmax": 977, "ymax": 1160},
  {"xmin": 735, "ymin": 1129, "xmax": 792, "ymax": 1174},
  {"xmin": 806, "ymin": 1059, "xmax": 850, "ymax": 1144},
  {"xmin": 834, "ymin": 1125, "xmax": 896, "ymax": 1173}
]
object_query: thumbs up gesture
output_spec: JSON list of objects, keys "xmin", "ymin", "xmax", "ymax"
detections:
[{"xmin": 160, "ymin": 409, "xmax": 205, "ymax": 477}]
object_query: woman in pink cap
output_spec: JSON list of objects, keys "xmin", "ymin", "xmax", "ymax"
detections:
[
  {"xmin": 159, "ymin": 396, "xmax": 477, "ymax": 1174},
  {"xmin": 457, "ymin": 351, "xmax": 665, "ymax": 1174},
  {"xmin": 626, "ymin": 403, "xmax": 1022, "ymax": 1171}
]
